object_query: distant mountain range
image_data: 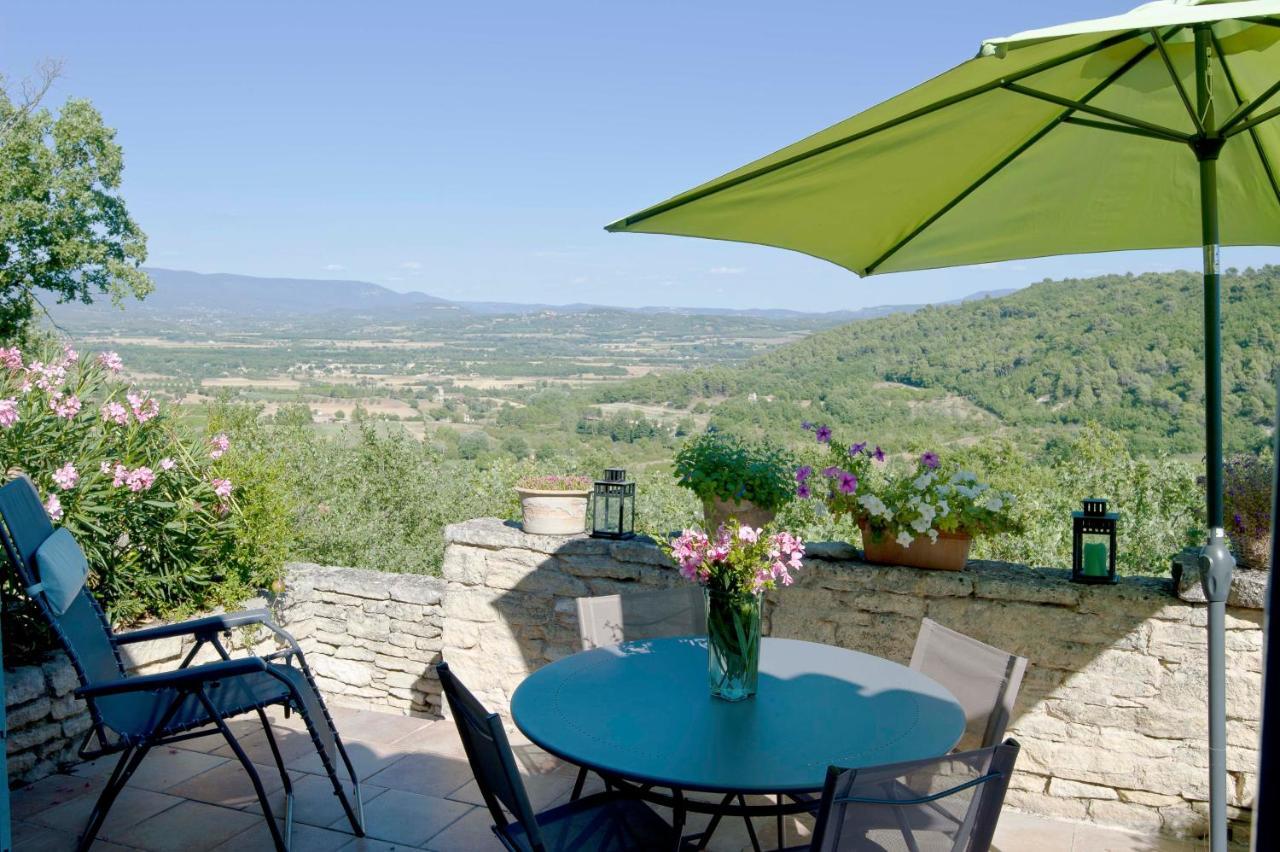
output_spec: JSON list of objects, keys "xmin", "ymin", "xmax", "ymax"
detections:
[{"xmin": 49, "ymin": 267, "xmax": 1018, "ymax": 323}]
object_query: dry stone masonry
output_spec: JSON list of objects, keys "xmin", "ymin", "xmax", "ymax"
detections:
[{"xmin": 6, "ymin": 516, "xmax": 1263, "ymax": 846}]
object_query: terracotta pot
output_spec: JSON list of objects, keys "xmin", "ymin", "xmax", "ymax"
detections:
[
  {"xmin": 515, "ymin": 488, "xmax": 591, "ymax": 535},
  {"xmin": 858, "ymin": 519, "xmax": 972, "ymax": 571},
  {"xmin": 703, "ymin": 497, "xmax": 777, "ymax": 531}
]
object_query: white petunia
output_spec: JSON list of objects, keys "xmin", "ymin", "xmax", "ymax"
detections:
[
  {"xmin": 984, "ymin": 496, "xmax": 1004, "ymax": 512},
  {"xmin": 896, "ymin": 530, "xmax": 915, "ymax": 548},
  {"xmin": 927, "ymin": 529, "xmax": 939, "ymax": 544},
  {"xmin": 912, "ymin": 472, "xmax": 934, "ymax": 491}
]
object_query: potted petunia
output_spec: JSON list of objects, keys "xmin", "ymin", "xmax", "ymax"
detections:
[
  {"xmin": 673, "ymin": 431, "xmax": 796, "ymax": 530},
  {"xmin": 514, "ymin": 474, "xmax": 593, "ymax": 535},
  {"xmin": 797, "ymin": 423, "xmax": 1019, "ymax": 571},
  {"xmin": 666, "ymin": 521, "xmax": 805, "ymax": 701}
]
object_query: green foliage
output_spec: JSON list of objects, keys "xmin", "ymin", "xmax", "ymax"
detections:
[
  {"xmin": 0, "ymin": 67, "xmax": 151, "ymax": 339},
  {"xmin": 0, "ymin": 340, "xmax": 283, "ymax": 662},
  {"xmin": 673, "ymin": 431, "xmax": 796, "ymax": 511},
  {"xmin": 516, "ymin": 474, "xmax": 592, "ymax": 491}
]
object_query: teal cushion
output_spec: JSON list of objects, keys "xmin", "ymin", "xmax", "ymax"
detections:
[{"xmin": 33, "ymin": 528, "xmax": 90, "ymax": 616}]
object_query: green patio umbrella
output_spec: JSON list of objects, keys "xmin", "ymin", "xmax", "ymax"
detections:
[{"xmin": 607, "ymin": 2, "xmax": 1280, "ymax": 847}]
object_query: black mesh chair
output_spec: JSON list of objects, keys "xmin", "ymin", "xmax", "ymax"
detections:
[
  {"xmin": 0, "ymin": 475, "xmax": 364, "ymax": 851},
  {"xmin": 805, "ymin": 739, "xmax": 1020, "ymax": 852},
  {"xmin": 437, "ymin": 661, "xmax": 689, "ymax": 851}
]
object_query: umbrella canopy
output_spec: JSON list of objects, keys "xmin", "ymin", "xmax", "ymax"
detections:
[
  {"xmin": 608, "ymin": 0, "xmax": 1280, "ymax": 275},
  {"xmin": 608, "ymin": 3, "xmax": 1280, "ymax": 849}
]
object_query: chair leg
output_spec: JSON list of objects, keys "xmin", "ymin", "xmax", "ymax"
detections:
[
  {"xmin": 77, "ymin": 744, "xmax": 146, "ymax": 852},
  {"xmin": 570, "ymin": 765, "xmax": 588, "ymax": 801},
  {"xmin": 256, "ymin": 707, "xmax": 295, "ymax": 844},
  {"xmin": 201, "ymin": 694, "xmax": 289, "ymax": 852}
]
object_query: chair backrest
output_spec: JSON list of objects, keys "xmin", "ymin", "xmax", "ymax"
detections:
[
  {"xmin": 436, "ymin": 662, "xmax": 546, "ymax": 851},
  {"xmin": 810, "ymin": 739, "xmax": 1020, "ymax": 852},
  {"xmin": 0, "ymin": 477, "xmax": 125, "ymax": 687},
  {"xmin": 910, "ymin": 618, "xmax": 1027, "ymax": 750},
  {"xmin": 575, "ymin": 586, "xmax": 707, "ymax": 650}
]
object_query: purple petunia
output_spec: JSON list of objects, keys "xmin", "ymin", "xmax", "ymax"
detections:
[
  {"xmin": 801, "ymin": 421, "xmax": 813, "ymax": 431},
  {"xmin": 872, "ymin": 446, "xmax": 885, "ymax": 462},
  {"xmin": 795, "ymin": 465, "xmax": 813, "ymax": 483},
  {"xmin": 921, "ymin": 451, "xmax": 940, "ymax": 469},
  {"xmin": 822, "ymin": 466, "xmax": 840, "ymax": 478},
  {"xmin": 815, "ymin": 425, "xmax": 832, "ymax": 444},
  {"xmin": 796, "ymin": 483, "xmax": 812, "ymax": 499},
  {"xmin": 849, "ymin": 441, "xmax": 867, "ymax": 457},
  {"xmin": 838, "ymin": 471, "xmax": 858, "ymax": 494}
]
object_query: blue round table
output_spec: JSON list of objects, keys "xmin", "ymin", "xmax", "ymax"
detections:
[{"xmin": 511, "ymin": 636, "xmax": 965, "ymax": 845}]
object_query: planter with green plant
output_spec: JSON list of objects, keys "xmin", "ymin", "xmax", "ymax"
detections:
[
  {"xmin": 673, "ymin": 432, "xmax": 796, "ymax": 530},
  {"xmin": 514, "ymin": 474, "xmax": 593, "ymax": 535}
]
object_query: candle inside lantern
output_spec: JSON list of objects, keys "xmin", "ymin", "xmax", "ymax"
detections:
[{"xmin": 1082, "ymin": 542, "xmax": 1109, "ymax": 577}]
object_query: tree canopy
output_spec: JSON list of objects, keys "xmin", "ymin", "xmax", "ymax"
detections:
[{"xmin": 0, "ymin": 65, "xmax": 151, "ymax": 340}]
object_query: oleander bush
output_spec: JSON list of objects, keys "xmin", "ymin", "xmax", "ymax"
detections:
[{"xmin": 0, "ymin": 340, "xmax": 288, "ymax": 662}]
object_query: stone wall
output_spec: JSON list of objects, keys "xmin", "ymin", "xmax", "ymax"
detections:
[{"xmin": 437, "ymin": 519, "xmax": 1264, "ymax": 845}]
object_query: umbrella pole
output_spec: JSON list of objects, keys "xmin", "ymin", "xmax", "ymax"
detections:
[{"xmin": 1194, "ymin": 25, "xmax": 1235, "ymax": 852}]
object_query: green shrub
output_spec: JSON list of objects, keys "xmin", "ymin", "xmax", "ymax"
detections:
[
  {"xmin": 0, "ymin": 341, "xmax": 286, "ymax": 662},
  {"xmin": 672, "ymin": 431, "xmax": 796, "ymax": 512}
]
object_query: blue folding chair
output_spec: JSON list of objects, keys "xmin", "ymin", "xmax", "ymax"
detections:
[{"xmin": 0, "ymin": 475, "xmax": 364, "ymax": 851}]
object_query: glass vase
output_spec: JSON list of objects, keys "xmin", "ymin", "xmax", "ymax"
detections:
[{"xmin": 704, "ymin": 587, "xmax": 762, "ymax": 701}]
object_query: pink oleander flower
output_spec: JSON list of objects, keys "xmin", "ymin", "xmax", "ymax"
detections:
[
  {"xmin": 737, "ymin": 525, "xmax": 760, "ymax": 544},
  {"xmin": 100, "ymin": 401, "xmax": 129, "ymax": 425},
  {"xmin": 125, "ymin": 467, "xmax": 156, "ymax": 492},
  {"xmin": 838, "ymin": 471, "xmax": 858, "ymax": 495},
  {"xmin": 27, "ymin": 360, "xmax": 67, "ymax": 392},
  {"xmin": 52, "ymin": 463, "xmax": 79, "ymax": 490},
  {"xmin": 160, "ymin": 457, "xmax": 176, "ymax": 471},
  {"xmin": 0, "ymin": 346, "xmax": 22, "ymax": 371},
  {"xmin": 0, "ymin": 398, "xmax": 18, "ymax": 427},
  {"xmin": 209, "ymin": 433, "xmax": 230, "ymax": 459},
  {"xmin": 127, "ymin": 391, "xmax": 159, "ymax": 423},
  {"xmin": 212, "ymin": 477, "xmax": 232, "ymax": 499},
  {"xmin": 44, "ymin": 493, "xmax": 63, "ymax": 521},
  {"xmin": 97, "ymin": 351, "xmax": 124, "ymax": 373},
  {"xmin": 216, "ymin": 502, "xmax": 230, "ymax": 517},
  {"xmin": 111, "ymin": 463, "xmax": 129, "ymax": 487},
  {"xmin": 50, "ymin": 394, "xmax": 82, "ymax": 419},
  {"xmin": 100, "ymin": 461, "xmax": 113, "ymax": 475},
  {"xmin": 61, "ymin": 345, "xmax": 79, "ymax": 363}
]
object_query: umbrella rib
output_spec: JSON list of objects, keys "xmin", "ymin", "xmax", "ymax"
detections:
[
  {"xmin": 608, "ymin": 29, "xmax": 1145, "ymax": 231},
  {"xmin": 864, "ymin": 42, "xmax": 1162, "ymax": 275},
  {"xmin": 1000, "ymin": 82, "xmax": 1193, "ymax": 143},
  {"xmin": 1061, "ymin": 115, "xmax": 1188, "ymax": 143},
  {"xmin": 1151, "ymin": 29, "xmax": 1203, "ymax": 134},
  {"xmin": 1211, "ymin": 32, "xmax": 1280, "ymax": 213}
]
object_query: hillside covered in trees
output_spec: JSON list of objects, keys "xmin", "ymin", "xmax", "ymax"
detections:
[{"xmin": 605, "ymin": 267, "xmax": 1280, "ymax": 456}]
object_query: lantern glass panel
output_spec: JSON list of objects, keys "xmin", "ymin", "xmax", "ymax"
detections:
[
  {"xmin": 591, "ymin": 471, "xmax": 635, "ymax": 539},
  {"xmin": 1080, "ymin": 531, "xmax": 1111, "ymax": 578}
]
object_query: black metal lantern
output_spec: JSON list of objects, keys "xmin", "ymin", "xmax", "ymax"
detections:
[
  {"xmin": 1071, "ymin": 498, "xmax": 1119, "ymax": 585},
  {"xmin": 590, "ymin": 468, "xmax": 635, "ymax": 540}
]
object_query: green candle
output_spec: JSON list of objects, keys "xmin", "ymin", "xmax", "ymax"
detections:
[{"xmin": 1082, "ymin": 542, "xmax": 1108, "ymax": 577}]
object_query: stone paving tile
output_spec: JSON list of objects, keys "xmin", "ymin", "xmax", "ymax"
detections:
[
  {"xmin": 164, "ymin": 758, "xmax": 286, "ymax": 809},
  {"xmin": 242, "ymin": 771, "xmax": 389, "ymax": 828},
  {"xmin": 30, "ymin": 785, "xmax": 184, "ymax": 844},
  {"xmin": 210, "ymin": 817, "xmax": 356, "ymax": 852},
  {"xmin": 12, "ymin": 819, "xmax": 135, "ymax": 852},
  {"xmin": 209, "ymin": 723, "xmax": 323, "ymax": 766},
  {"xmin": 337, "ymin": 788, "xmax": 471, "ymax": 847},
  {"xmin": 994, "ymin": 809, "xmax": 1075, "ymax": 852},
  {"xmin": 421, "ymin": 806, "xmax": 505, "ymax": 851},
  {"xmin": 446, "ymin": 770, "xmax": 575, "ymax": 812},
  {"xmin": 125, "ymin": 747, "xmax": 230, "ymax": 793},
  {"xmin": 288, "ymin": 735, "xmax": 406, "ymax": 780},
  {"xmin": 116, "ymin": 799, "xmax": 261, "ymax": 851},
  {"xmin": 321, "ymin": 707, "xmax": 434, "ymax": 745},
  {"xmin": 364, "ymin": 751, "xmax": 477, "ymax": 799},
  {"xmin": 9, "ymin": 771, "xmax": 103, "ymax": 820},
  {"xmin": 388, "ymin": 719, "xmax": 468, "ymax": 758}
]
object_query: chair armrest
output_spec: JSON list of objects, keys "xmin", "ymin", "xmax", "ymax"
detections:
[
  {"xmin": 115, "ymin": 609, "xmax": 275, "ymax": 644},
  {"xmin": 75, "ymin": 657, "xmax": 269, "ymax": 699}
]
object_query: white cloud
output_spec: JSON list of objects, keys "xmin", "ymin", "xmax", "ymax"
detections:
[
  {"xmin": 571, "ymin": 276, "xmax": 589, "ymax": 285},
  {"xmin": 399, "ymin": 261, "xmax": 423, "ymax": 270},
  {"xmin": 709, "ymin": 266, "xmax": 745, "ymax": 275},
  {"xmin": 324, "ymin": 263, "xmax": 346, "ymax": 271}
]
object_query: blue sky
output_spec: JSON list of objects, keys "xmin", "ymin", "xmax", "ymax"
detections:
[{"xmin": 4, "ymin": 0, "xmax": 1278, "ymax": 311}]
